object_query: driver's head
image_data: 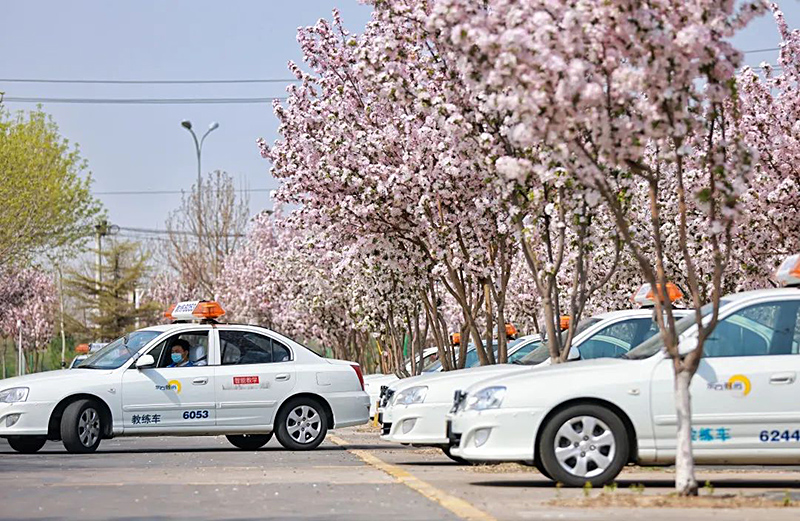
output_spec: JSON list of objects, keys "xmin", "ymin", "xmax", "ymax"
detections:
[{"xmin": 170, "ymin": 339, "xmax": 191, "ymax": 363}]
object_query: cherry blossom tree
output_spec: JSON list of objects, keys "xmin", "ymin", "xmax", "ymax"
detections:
[
  {"xmin": 734, "ymin": 6, "xmax": 800, "ymax": 289},
  {"xmin": 0, "ymin": 267, "xmax": 57, "ymax": 374},
  {"xmin": 430, "ymin": 0, "xmax": 765, "ymax": 494}
]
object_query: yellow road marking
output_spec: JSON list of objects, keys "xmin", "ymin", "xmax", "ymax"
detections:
[{"xmin": 329, "ymin": 435, "xmax": 496, "ymax": 521}]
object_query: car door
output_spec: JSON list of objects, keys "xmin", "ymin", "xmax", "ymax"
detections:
[
  {"xmin": 121, "ymin": 329, "xmax": 216, "ymax": 430},
  {"xmin": 214, "ymin": 327, "xmax": 297, "ymax": 427},
  {"xmin": 650, "ymin": 297, "xmax": 800, "ymax": 461}
]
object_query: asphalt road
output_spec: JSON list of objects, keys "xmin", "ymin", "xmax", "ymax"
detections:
[{"xmin": 2, "ymin": 427, "xmax": 800, "ymax": 520}]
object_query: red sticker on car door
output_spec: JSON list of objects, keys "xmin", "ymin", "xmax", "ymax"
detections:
[{"xmin": 233, "ymin": 376, "xmax": 259, "ymax": 385}]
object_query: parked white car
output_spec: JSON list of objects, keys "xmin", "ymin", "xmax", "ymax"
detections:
[
  {"xmin": 447, "ymin": 257, "xmax": 800, "ymax": 486},
  {"xmin": 0, "ymin": 300, "xmax": 370, "ymax": 454},
  {"xmin": 365, "ymin": 347, "xmax": 441, "ymax": 417},
  {"xmin": 380, "ymin": 307, "xmax": 690, "ymax": 459}
]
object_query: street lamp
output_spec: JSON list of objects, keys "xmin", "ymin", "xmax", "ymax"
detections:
[
  {"xmin": 181, "ymin": 120, "xmax": 219, "ymax": 248},
  {"xmin": 180, "ymin": 120, "xmax": 219, "ymax": 190}
]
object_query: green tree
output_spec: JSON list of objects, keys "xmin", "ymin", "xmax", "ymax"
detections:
[
  {"xmin": 0, "ymin": 107, "xmax": 103, "ymax": 267},
  {"xmin": 66, "ymin": 240, "xmax": 158, "ymax": 341}
]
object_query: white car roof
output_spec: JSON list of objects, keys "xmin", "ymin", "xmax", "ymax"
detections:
[{"xmin": 721, "ymin": 287, "xmax": 800, "ymax": 302}]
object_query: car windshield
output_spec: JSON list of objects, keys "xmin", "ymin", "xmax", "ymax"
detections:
[
  {"xmin": 515, "ymin": 317, "xmax": 602, "ymax": 365},
  {"xmin": 79, "ymin": 331, "xmax": 161, "ymax": 369},
  {"xmin": 623, "ymin": 302, "xmax": 728, "ymax": 360}
]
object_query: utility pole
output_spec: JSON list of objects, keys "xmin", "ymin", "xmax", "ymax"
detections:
[
  {"xmin": 16, "ymin": 319, "xmax": 23, "ymax": 376},
  {"xmin": 58, "ymin": 265, "xmax": 67, "ymax": 368},
  {"xmin": 93, "ymin": 219, "xmax": 118, "ymax": 339}
]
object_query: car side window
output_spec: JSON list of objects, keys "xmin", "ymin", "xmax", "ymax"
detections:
[
  {"xmin": 705, "ymin": 300, "xmax": 800, "ymax": 358},
  {"xmin": 147, "ymin": 331, "xmax": 209, "ymax": 368},
  {"xmin": 579, "ymin": 319, "xmax": 651, "ymax": 360},
  {"xmin": 220, "ymin": 330, "xmax": 292, "ymax": 365}
]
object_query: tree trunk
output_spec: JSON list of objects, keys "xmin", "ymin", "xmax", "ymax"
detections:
[{"xmin": 674, "ymin": 369, "xmax": 698, "ymax": 495}]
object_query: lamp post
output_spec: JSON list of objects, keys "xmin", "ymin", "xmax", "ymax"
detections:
[{"xmin": 180, "ymin": 120, "xmax": 219, "ymax": 252}]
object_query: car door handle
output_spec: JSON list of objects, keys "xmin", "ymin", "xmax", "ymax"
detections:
[
  {"xmin": 770, "ymin": 373, "xmax": 796, "ymax": 385},
  {"xmin": 192, "ymin": 377, "xmax": 208, "ymax": 385},
  {"xmin": 275, "ymin": 374, "xmax": 290, "ymax": 381}
]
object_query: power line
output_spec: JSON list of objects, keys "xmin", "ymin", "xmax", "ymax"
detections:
[
  {"xmin": 2, "ymin": 96, "xmax": 287, "ymax": 105},
  {"xmin": 118, "ymin": 226, "xmax": 246, "ymax": 238},
  {"xmin": 743, "ymin": 47, "xmax": 780, "ymax": 54},
  {"xmin": 94, "ymin": 188, "xmax": 272, "ymax": 196},
  {"xmin": 0, "ymin": 78, "xmax": 301, "ymax": 85}
]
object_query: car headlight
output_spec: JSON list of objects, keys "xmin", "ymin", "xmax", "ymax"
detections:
[
  {"xmin": 466, "ymin": 386, "xmax": 506, "ymax": 411},
  {"xmin": 394, "ymin": 386, "xmax": 428, "ymax": 406},
  {"xmin": 0, "ymin": 387, "xmax": 29, "ymax": 403}
]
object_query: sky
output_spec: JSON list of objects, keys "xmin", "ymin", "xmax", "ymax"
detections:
[{"xmin": 1, "ymin": 0, "xmax": 799, "ymax": 235}]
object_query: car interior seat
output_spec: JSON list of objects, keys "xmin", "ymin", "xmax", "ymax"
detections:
[{"xmin": 190, "ymin": 345, "xmax": 208, "ymax": 366}]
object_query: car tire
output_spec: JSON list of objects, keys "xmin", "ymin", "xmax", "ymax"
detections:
[
  {"xmin": 275, "ymin": 397, "xmax": 328, "ymax": 450},
  {"xmin": 538, "ymin": 404, "xmax": 628, "ymax": 487},
  {"xmin": 60, "ymin": 399, "xmax": 103, "ymax": 454},
  {"xmin": 226, "ymin": 433, "xmax": 273, "ymax": 450},
  {"xmin": 8, "ymin": 436, "xmax": 47, "ymax": 454},
  {"xmin": 440, "ymin": 445, "xmax": 472, "ymax": 465}
]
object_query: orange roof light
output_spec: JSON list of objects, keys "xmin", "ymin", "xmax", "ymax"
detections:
[
  {"xmin": 631, "ymin": 282, "xmax": 683, "ymax": 307},
  {"xmin": 775, "ymin": 254, "xmax": 800, "ymax": 287},
  {"xmin": 559, "ymin": 316, "xmax": 571, "ymax": 330},
  {"xmin": 505, "ymin": 323, "xmax": 517, "ymax": 338},
  {"xmin": 451, "ymin": 332, "xmax": 461, "ymax": 346},
  {"xmin": 164, "ymin": 304, "xmax": 176, "ymax": 320},
  {"xmin": 167, "ymin": 300, "xmax": 226, "ymax": 321},
  {"xmin": 75, "ymin": 343, "xmax": 90, "ymax": 354}
]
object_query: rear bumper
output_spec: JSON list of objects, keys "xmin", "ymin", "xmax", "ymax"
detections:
[{"xmin": 328, "ymin": 392, "xmax": 371, "ymax": 428}]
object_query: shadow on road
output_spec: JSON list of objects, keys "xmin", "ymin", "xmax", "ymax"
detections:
[
  {"xmin": 472, "ymin": 478, "xmax": 800, "ymax": 489},
  {"xmin": 0, "ymin": 443, "xmax": 400, "ymax": 456}
]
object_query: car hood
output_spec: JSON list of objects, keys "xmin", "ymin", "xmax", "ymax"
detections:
[
  {"xmin": 389, "ymin": 363, "xmax": 535, "ymax": 403},
  {"xmin": 462, "ymin": 358, "xmax": 639, "ymax": 406},
  {"xmin": 0, "ymin": 368, "xmax": 115, "ymax": 391}
]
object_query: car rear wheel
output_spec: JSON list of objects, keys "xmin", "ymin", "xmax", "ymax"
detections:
[
  {"xmin": 440, "ymin": 445, "xmax": 472, "ymax": 465},
  {"xmin": 226, "ymin": 433, "xmax": 273, "ymax": 450},
  {"xmin": 538, "ymin": 404, "xmax": 628, "ymax": 487},
  {"xmin": 275, "ymin": 398, "xmax": 328, "ymax": 450},
  {"xmin": 8, "ymin": 436, "xmax": 47, "ymax": 454},
  {"xmin": 61, "ymin": 399, "xmax": 103, "ymax": 454}
]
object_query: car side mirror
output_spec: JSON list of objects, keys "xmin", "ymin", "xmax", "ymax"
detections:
[
  {"xmin": 135, "ymin": 354, "xmax": 155, "ymax": 369},
  {"xmin": 567, "ymin": 347, "xmax": 581, "ymax": 361},
  {"xmin": 677, "ymin": 336, "xmax": 698, "ymax": 357}
]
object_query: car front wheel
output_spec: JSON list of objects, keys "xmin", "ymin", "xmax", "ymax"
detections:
[
  {"xmin": 538, "ymin": 404, "xmax": 628, "ymax": 487},
  {"xmin": 275, "ymin": 398, "xmax": 328, "ymax": 450},
  {"xmin": 226, "ymin": 433, "xmax": 273, "ymax": 450},
  {"xmin": 8, "ymin": 436, "xmax": 47, "ymax": 454},
  {"xmin": 60, "ymin": 399, "xmax": 103, "ymax": 454}
]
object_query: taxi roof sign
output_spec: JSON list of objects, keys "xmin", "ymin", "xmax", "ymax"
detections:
[
  {"xmin": 775, "ymin": 254, "xmax": 800, "ymax": 287},
  {"xmin": 630, "ymin": 282, "xmax": 683, "ymax": 307},
  {"xmin": 165, "ymin": 300, "xmax": 225, "ymax": 321}
]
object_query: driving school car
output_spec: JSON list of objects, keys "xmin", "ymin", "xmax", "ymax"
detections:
[
  {"xmin": 446, "ymin": 255, "xmax": 800, "ymax": 486},
  {"xmin": 0, "ymin": 300, "xmax": 369, "ymax": 454},
  {"xmin": 380, "ymin": 300, "xmax": 690, "ymax": 459}
]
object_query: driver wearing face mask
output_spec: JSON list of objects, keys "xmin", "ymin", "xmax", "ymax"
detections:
[{"xmin": 167, "ymin": 339, "xmax": 194, "ymax": 368}]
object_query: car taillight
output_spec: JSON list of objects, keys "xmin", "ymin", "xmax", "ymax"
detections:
[{"xmin": 350, "ymin": 364, "xmax": 365, "ymax": 391}]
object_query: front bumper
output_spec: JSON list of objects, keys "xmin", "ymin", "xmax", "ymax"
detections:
[
  {"xmin": 447, "ymin": 407, "xmax": 544, "ymax": 463},
  {"xmin": 0, "ymin": 401, "xmax": 52, "ymax": 436},
  {"xmin": 380, "ymin": 402, "xmax": 450, "ymax": 445}
]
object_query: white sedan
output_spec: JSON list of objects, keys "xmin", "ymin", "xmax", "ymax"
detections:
[
  {"xmin": 0, "ymin": 301, "xmax": 370, "ymax": 453},
  {"xmin": 447, "ymin": 266, "xmax": 800, "ymax": 486},
  {"xmin": 380, "ymin": 308, "xmax": 690, "ymax": 458}
]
